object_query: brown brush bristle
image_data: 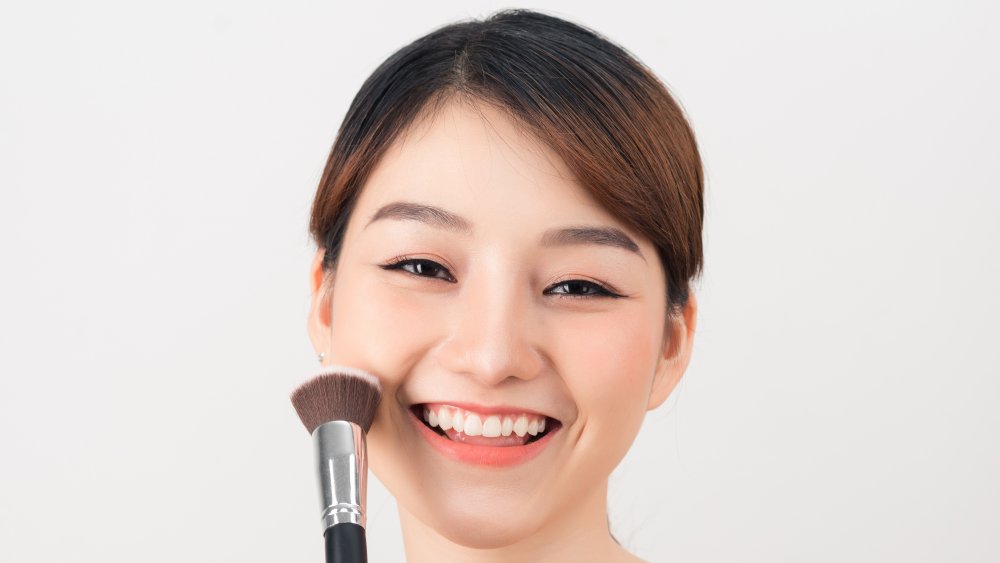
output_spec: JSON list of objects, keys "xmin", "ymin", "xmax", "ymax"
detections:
[{"xmin": 290, "ymin": 366, "xmax": 383, "ymax": 434}]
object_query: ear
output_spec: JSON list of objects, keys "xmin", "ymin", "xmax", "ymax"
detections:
[
  {"xmin": 306, "ymin": 248, "xmax": 333, "ymax": 358},
  {"xmin": 647, "ymin": 291, "xmax": 698, "ymax": 411}
]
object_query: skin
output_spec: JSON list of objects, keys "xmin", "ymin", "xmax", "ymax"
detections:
[{"xmin": 307, "ymin": 97, "xmax": 697, "ymax": 562}]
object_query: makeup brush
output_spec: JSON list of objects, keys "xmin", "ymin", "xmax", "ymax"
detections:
[{"xmin": 291, "ymin": 364, "xmax": 382, "ymax": 563}]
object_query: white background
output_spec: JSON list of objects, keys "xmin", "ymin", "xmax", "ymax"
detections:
[{"xmin": 2, "ymin": 1, "xmax": 998, "ymax": 561}]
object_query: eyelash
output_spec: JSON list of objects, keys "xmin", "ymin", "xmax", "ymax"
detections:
[{"xmin": 379, "ymin": 256, "xmax": 622, "ymax": 299}]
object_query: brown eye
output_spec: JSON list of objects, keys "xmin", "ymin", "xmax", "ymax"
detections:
[
  {"xmin": 381, "ymin": 258, "xmax": 455, "ymax": 282},
  {"xmin": 546, "ymin": 280, "xmax": 620, "ymax": 299}
]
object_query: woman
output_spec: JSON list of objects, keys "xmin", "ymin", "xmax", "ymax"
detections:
[{"xmin": 305, "ymin": 9, "xmax": 703, "ymax": 562}]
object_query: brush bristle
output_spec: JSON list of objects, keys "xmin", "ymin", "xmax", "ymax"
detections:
[{"xmin": 290, "ymin": 364, "xmax": 383, "ymax": 434}]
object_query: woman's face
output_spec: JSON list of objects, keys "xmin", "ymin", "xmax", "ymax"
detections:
[{"xmin": 308, "ymin": 99, "xmax": 695, "ymax": 548}]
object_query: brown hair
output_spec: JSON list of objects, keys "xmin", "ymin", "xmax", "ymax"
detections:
[{"xmin": 309, "ymin": 8, "xmax": 703, "ymax": 322}]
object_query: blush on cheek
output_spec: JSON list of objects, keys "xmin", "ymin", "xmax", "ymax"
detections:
[
  {"xmin": 330, "ymin": 280, "xmax": 443, "ymax": 384},
  {"xmin": 566, "ymin": 311, "xmax": 659, "ymax": 419}
]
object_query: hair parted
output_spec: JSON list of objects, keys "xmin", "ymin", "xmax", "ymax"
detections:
[{"xmin": 309, "ymin": 8, "xmax": 704, "ymax": 318}]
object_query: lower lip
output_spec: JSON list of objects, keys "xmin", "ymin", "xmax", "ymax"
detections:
[{"xmin": 408, "ymin": 407, "xmax": 560, "ymax": 468}]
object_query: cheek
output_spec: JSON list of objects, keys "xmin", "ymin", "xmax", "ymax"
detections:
[
  {"xmin": 558, "ymin": 306, "xmax": 660, "ymax": 450},
  {"xmin": 327, "ymin": 274, "xmax": 435, "ymax": 389},
  {"xmin": 327, "ymin": 277, "xmax": 434, "ymax": 480}
]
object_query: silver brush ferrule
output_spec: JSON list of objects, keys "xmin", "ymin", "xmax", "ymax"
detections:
[{"xmin": 312, "ymin": 420, "xmax": 368, "ymax": 531}]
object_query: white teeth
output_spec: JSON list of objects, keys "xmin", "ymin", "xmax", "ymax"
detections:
[
  {"xmin": 438, "ymin": 407, "xmax": 453, "ymax": 430},
  {"xmin": 513, "ymin": 415, "xmax": 528, "ymax": 437},
  {"xmin": 482, "ymin": 416, "xmax": 502, "ymax": 437},
  {"xmin": 423, "ymin": 405, "xmax": 549, "ymax": 439},
  {"xmin": 464, "ymin": 414, "xmax": 483, "ymax": 436}
]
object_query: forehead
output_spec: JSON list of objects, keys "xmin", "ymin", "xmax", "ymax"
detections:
[{"xmin": 355, "ymin": 98, "xmax": 637, "ymax": 238}]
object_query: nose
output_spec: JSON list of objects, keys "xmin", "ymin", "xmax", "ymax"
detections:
[{"xmin": 434, "ymin": 270, "xmax": 546, "ymax": 387}]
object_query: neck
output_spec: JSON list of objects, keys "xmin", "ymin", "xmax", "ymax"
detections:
[{"xmin": 396, "ymin": 478, "xmax": 641, "ymax": 563}]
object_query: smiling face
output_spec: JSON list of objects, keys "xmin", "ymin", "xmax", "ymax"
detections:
[{"xmin": 307, "ymin": 97, "xmax": 695, "ymax": 550}]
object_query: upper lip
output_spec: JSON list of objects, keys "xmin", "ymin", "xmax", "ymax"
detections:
[{"xmin": 410, "ymin": 401, "xmax": 560, "ymax": 423}]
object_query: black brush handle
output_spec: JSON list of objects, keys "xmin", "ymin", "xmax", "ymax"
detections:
[{"xmin": 324, "ymin": 522, "xmax": 367, "ymax": 563}]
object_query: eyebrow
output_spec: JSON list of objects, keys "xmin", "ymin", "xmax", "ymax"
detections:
[
  {"xmin": 366, "ymin": 200, "xmax": 474, "ymax": 235},
  {"xmin": 365, "ymin": 200, "xmax": 645, "ymax": 261},
  {"xmin": 540, "ymin": 225, "xmax": 644, "ymax": 261}
]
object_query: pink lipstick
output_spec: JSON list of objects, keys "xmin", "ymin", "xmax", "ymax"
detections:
[{"xmin": 408, "ymin": 405, "xmax": 561, "ymax": 467}]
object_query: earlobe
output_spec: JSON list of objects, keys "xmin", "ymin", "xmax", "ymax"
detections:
[
  {"xmin": 647, "ymin": 292, "xmax": 698, "ymax": 411},
  {"xmin": 306, "ymin": 249, "xmax": 333, "ymax": 356}
]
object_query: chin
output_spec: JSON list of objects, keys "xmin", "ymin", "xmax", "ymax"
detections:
[
  {"xmin": 428, "ymin": 504, "xmax": 540, "ymax": 549},
  {"xmin": 396, "ymin": 479, "xmax": 551, "ymax": 549}
]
